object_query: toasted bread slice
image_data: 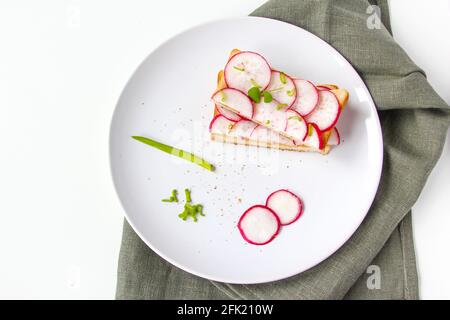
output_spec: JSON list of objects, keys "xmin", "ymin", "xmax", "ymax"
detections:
[
  {"xmin": 210, "ymin": 49, "xmax": 349, "ymax": 154},
  {"xmin": 211, "ymin": 131, "xmax": 331, "ymax": 154}
]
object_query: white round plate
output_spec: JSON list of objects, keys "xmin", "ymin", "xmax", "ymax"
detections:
[{"xmin": 110, "ymin": 17, "xmax": 383, "ymax": 284}]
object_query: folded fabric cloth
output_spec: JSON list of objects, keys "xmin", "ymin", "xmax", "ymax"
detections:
[{"xmin": 116, "ymin": 0, "xmax": 450, "ymax": 299}]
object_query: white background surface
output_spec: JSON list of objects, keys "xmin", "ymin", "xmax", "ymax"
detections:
[{"xmin": 0, "ymin": 0, "xmax": 448, "ymax": 299}]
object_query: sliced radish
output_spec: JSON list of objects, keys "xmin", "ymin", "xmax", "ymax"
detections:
[
  {"xmin": 285, "ymin": 110, "xmax": 308, "ymax": 142},
  {"xmin": 209, "ymin": 115, "xmax": 234, "ymax": 134},
  {"xmin": 291, "ymin": 79, "xmax": 319, "ymax": 116},
  {"xmin": 216, "ymin": 105, "xmax": 242, "ymax": 122},
  {"xmin": 251, "ymin": 125, "xmax": 294, "ymax": 146},
  {"xmin": 229, "ymin": 119, "xmax": 258, "ymax": 138},
  {"xmin": 303, "ymin": 123, "xmax": 324, "ymax": 150},
  {"xmin": 251, "ymin": 125, "xmax": 274, "ymax": 140},
  {"xmin": 318, "ymin": 84, "xmax": 338, "ymax": 90},
  {"xmin": 266, "ymin": 189, "xmax": 303, "ymax": 225},
  {"xmin": 305, "ymin": 90, "xmax": 341, "ymax": 131},
  {"xmin": 265, "ymin": 71, "xmax": 297, "ymax": 108},
  {"xmin": 237, "ymin": 205, "xmax": 280, "ymax": 245},
  {"xmin": 327, "ymin": 127, "xmax": 341, "ymax": 146},
  {"xmin": 224, "ymin": 51, "xmax": 271, "ymax": 93},
  {"xmin": 253, "ymin": 100, "xmax": 287, "ymax": 132},
  {"xmin": 212, "ymin": 88, "xmax": 254, "ymax": 119}
]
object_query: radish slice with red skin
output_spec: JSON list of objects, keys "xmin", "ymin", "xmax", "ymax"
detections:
[
  {"xmin": 305, "ymin": 90, "xmax": 341, "ymax": 131},
  {"xmin": 209, "ymin": 115, "xmax": 235, "ymax": 134},
  {"xmin": 266, "ymin": 189, "xmax": 303, "ymax": 225},
  {"xmin": 328, "ymin": 127, "xmax": 341, "ymax": 146},
  {"xmin": 265, "ymin": 71, "xmax": 297, "ymax": 108},
  {"xmin": 237, "ymin": 205, "xmax": 281, "ymax": 245},
  {"xmin": 216, "ymin": 105, "xmax": 242, "ymax": 122},
  {"xmin": 303, "ymin": 123, "xmax": 325, "ymax": 150},
  {"xmin": 285, "ymin": 110, "xmax": 308, "ymax": 142},
  {"xmin": 253, "ymin": 100, "xmax": 288, "ymax": 132},
  {"xmin": 212, "ymin": 88, "xmax": 254, "ymax": 119},
  {"xmin": 291, "ymin": 79, "xmax": 319, "ymax": 116},
  {"xmin": 229, "ymin": 119, "xmax": 258, "ymax": 138},
  {"xmin": 316, "ymin": 85, "xmax": 331, "ymax": 91},
  {"xmin": 251, "ymin": 125, "xmax": 295, "ymax": 146},
  {"xmin": 224, "ymin": 51, "xmax": 272, "ymax": 93}
]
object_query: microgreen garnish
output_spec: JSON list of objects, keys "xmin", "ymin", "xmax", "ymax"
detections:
[
  {"xmin": 287, "ymin": 88, "xmax": 296, "ymax": 97},
  {"xmin": 263, "ymin": 91, "xmax": 273, "ymax": 103},
  {"xmin": 162, "ymin": 189, "xmax": 178, "ymax": 203},
  {"xmin": 280, "ymin": 72, "xmax": 287, "ymax": 84},
  {"xmin": 233, "ymin": 66, "xmax": 245, "ymax": 72},
  {"xmin": 276, "ymin": 103, "xmax": 288, "ymax": 110},
  {"xmin": 248, "ymin": 86, "xmax": 261, "ymax": 103}
]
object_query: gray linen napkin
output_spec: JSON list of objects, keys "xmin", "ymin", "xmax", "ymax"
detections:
[{"xmin": 116, "ymin": 0, "xmax": 450, "ymax": 299}]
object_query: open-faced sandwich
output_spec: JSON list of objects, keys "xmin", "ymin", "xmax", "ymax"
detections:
[{"xmin": 209, "ymin": 49, "xmax": 349, "ymax": 154}]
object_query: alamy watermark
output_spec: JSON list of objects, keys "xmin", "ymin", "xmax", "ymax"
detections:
[
  {"xmin": 366, "ymin": 5, "xmax": 381, "ymax": 30},
  {"xmin": 366, "ymin": 264, "xmax": 381, "ymax": 290}
]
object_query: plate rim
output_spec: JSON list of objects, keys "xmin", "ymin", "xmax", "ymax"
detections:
[{"xmin": 109, "ymin": 16, "xmax": 384, "ymax": 284}]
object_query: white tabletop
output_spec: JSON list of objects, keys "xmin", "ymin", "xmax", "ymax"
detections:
[{"xmin": 0, "ymin": 0, "xmax": 448, "ymax": 299}]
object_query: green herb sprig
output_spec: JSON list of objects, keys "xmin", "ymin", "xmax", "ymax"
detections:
[
  {"xmin": 248, "ymin": 87, "xmax": 274, "ymax": 104},
  {"xmin": 263, "ymin": 91, "xmax": 273, "ymax": 103},
  {"xmin": 132, "ymin": 136, "xmax": 215, "ymax": 172},
  {"xmin": 248, "ymin": 86, "xmax": 261, "ymax": 103}
]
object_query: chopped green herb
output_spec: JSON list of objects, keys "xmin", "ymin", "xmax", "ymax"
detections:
[
  {"xmin": 288, "ymin": 115, "xmax": 301, "ymax": 121},
  {"xmin": 287, "ymin": 88, "xmax": 296, "ymax": 97},
  {"xmin": 250, "ymin": 79, "xmax": 261, "ymax": 88},
  {"xmin": 233, "ymin": 66, "xmax": 245, "ymax": 72},
  {"xmin": 132, "ymin": 136, "xmax": 215, "ymax": 172},
  {"xmin": 172, "ymin": 189, "xmax": 178, "ymax": 201},
  {"xmin": 178, "ymin": 203, "xmax": 204, "ymax": 222},
  {"xmin": 263, "ymin": 91, "xmax": 273, "ymax": 103},
  {"xmin": 276, "ymin": 103, "xmax": 288, "ymax": 110},
  {"xmin": 247, "ymin": 86, "xmax": 261, "ymax": 103},
  {"xmin": 197, "ymin": 204, "xmax": 204, "ymax": 216},
  {"xmin": 185, "ymin": 188, "xmax": 192, "ymax": 203},
  {"xmin": 308, "ymin": 124, "xmax": 314, "ymax": 136},
  {"xmin": 266, "ymin": 120, "xmax": 271, "ymax": 125},
  {"xmin": 221, "ymin": 91, "xmax": 227, "ymax": 102},
  {"xmin": 162, "ymin": 187, "xmax": 205, "ymax": 222},
  {"xmin": 280, "ymin": 72, "xmax": 287, "ymax": 84},
  {"xmin": 162, "ymin": 189, "xmax": 178, "ymax": 203}
]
